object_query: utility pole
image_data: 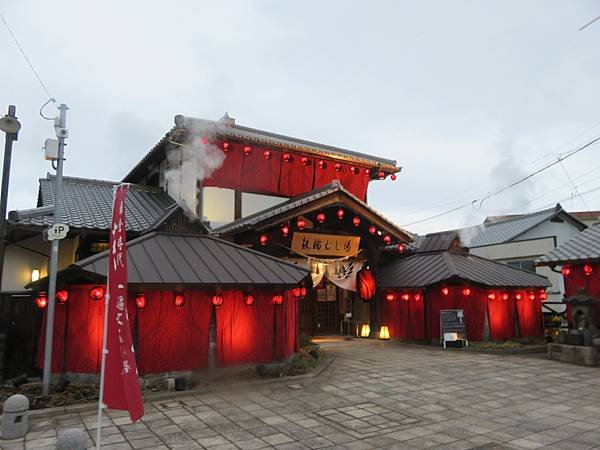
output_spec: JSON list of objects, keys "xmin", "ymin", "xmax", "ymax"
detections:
[
  {"xmin": 0, "ymin": 105, "xmax": 21, "ymax": 294},
  {"xmin": 42, "ymin": 103, "xmax": 68, "ymax": 397}
]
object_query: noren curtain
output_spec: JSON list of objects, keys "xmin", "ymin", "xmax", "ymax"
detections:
[
  {"xmin": 515, "ymin": 295, "xmax": 543, "ymax": 337},
  {"xmin": 36, "ymin": 301, "xmax": 67, "ymax": 373},
  {"xmin": 487, "ymin": 290, "xmax": 517, "ymax": 340},
  {"xmin": 379, "ymin": 291, "xmax": 425, "ymax": 340},
  {"xmin": 274, "ymin": 292, "xmax": 298, "ymax": 360}
]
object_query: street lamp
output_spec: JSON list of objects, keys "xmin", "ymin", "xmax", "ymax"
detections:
[{"xmin": 0, "ymin": 105, "xmax": 21, "ymax": 294}]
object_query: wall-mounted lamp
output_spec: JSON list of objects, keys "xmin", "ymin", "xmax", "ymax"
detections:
[{"xmin": 31, "ymin": 268, "xmax": 40, "ymax": 282}]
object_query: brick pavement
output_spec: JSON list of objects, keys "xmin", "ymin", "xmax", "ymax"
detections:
[{"xmin": 2, "ymin": 339, "xmax": 600, "ymax": 449}]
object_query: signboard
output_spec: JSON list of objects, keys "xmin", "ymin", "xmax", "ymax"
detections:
[
  {"xmin": 46, "ymin": 223, "xmax": 70, "ymax": 241},
  {"xmin": 291, "ymin": 232, "xmax": 361, "ymax": 257},
  {"xmin": 440, "ymin": 309, "xmax": 467, "ymax": 347}
]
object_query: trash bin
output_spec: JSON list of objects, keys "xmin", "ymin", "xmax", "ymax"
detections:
[{"xmin": 1, "ymin": 394, "xmax": 29, "ymax": 439}]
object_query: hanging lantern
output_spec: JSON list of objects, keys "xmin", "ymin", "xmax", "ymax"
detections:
[
  {"xmin": 283, "ymin": 153, "xmax": 293, "ymax": 163},
  {"xmin": 385, "ymin": 292, "xmax": 396, "ymax": 302},
  {"xmin": 297, "ymin": 218, "xmax": 306, "ymax": 230},
  {"xmin": 364, "ymin": 168, "xmax": 371, "ymax": 176},
  {"xmin": 487, "ymin": 292, "xmax": 496, "ymax": 301},
  {"xmin": 318, "ymin": 160, "xmax": 327, "ymax": 169},
  {"xmin": 301, "ymin": 157, "xmax": 311, "ymax": 166},
  {"xmin": 401, "ymin": 293, "xmax": 410, "ymax": 302},
  {"xmin": 352, "ymin": 216, "xmax": 361, "ymax": 227},
  {"xmin": 391, "ymin": 174, "xmax": 397, "ymax": 181},
  {"xmin": 35, "ymin": 294, "xmax": 48, "ymax": 309},
  {"xmin": 212, "ymin": 293, "xmax": 224, "ymax": 307},
  {"xmin": 379, "ymin": 325, "xmax": 390, "ymax": 340},
  {"xmin": 56, "ymin": 290, "xmax": 69, "ymax": 304},
  {"xmin": 561, "ymin": 266, "xmax": 571, "ymax": 277},
  {"xmin": 462, "ymin": 288, "xmax": 471, "ymax": 297},
  {"xmin": 334, "ymin": 163, "xmax": 342, "ymax": 172},
  {"xmin": 501, "ymin": 293, "xmax": 509, "ymax": 301},
  {"xmin": 413, "ymin": 293, "xmax": 422, "ymax": 302},
  {"xmin": 272, "ymin": 294, "xmax": 284, "ymax": 305},
  {"xmin": 263, "ymin": 150, "xmax": 273, "ymax": 160},
  {"xmin": 135, "ymin": 294, "xmax": 147, "ymax": 309},
  {"xmin": 350, "ymin": 166, "xmax": 359, "ymax": 175},
  {"xmin": 281, "ymin": 225, "xmax": 289, "ymax": 237},
  {"xmin": 337, "ymin": 208, "xmax": 344, "ymax": 220},
  {"xmin": 259, "ymin": 234, "xmax": 269, "ymax": 246},
  {"xmin": 368, "ymin": 226, "xmax": 377, "ymax": 235},
  {"xmin": 244, "ymin": 293, "xmax": 255, "ymax": 306},
  {"xmin": 397, "ymin": 243, "xmax": 405, "ymax": 253},
  {"xmin": 539, "ymin": 290, "xmax": 548, "ymax": 301},
  {"xmin": 528, "ymin": 292, "xmax": 536, "ymax": 301},
  {"xmin": 222, "ymin": 141, "xmax": 230, "ymax": 152},
  {"xmin": 584, "ymin": 264, "xmax": 594, "ymax": 276},
  {"xmin": 383, "ymin": 235, "xmax": 392, "ymax": 245},
  {"xmin": 89, "ymin": 286, "xmax": 105, "ymax": 302},
  {"xmin": 377, "ymin": 171, "xmax": 385, "ymax": 180},
  {"xmin": 356, "ymin": 268, "xmax": 376, "ymax": 301},
  {"xmin": 173, "ymin": 293, "xmax": 186, "ymax": 307},
  {"xmin": 360, "ymin": 324, "xmax": 370, "ymax": 338},
  {"xmin": 316, "ymin": 212, "xmax": 326, "ymax": 223},
  {"xmin": 243, "ymin": 145, "xmax": 252, "ymax": 156},
  {"xmin": 300, "ymin": 286, "xmax": 307, "ymax": 298},
  {"xmin": 515, "ymin": 292, "xmax": 523, "ymax": 301},
  {"xmin": 441, "ymin": 287, "xmax": 449, "ymax": 296},
  {"xmin": 292, "ymin": 287, "xmax": 302, "ymax": 298}
]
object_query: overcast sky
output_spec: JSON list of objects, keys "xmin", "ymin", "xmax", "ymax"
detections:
[{"xmin": 2, "ymin": 1, "xmax": 600, "ymax": 235}]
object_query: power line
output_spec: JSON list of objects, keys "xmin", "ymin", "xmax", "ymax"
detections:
[{"xmin": 0, "ymin": 11, "xmax": 53, "ymax": 100}]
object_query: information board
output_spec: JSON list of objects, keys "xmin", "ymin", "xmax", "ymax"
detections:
[{"xmin": 440, "ymin": 309, "xmax": 467, "ymax": 347}]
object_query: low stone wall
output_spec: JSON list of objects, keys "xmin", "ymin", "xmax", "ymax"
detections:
[{"xmin": 547, "ymin": 343, "xmax": 600, "ymax": 366}]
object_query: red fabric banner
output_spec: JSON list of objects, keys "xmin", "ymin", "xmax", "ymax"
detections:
[
  {"xmin": 409, "ymin": 294, "xmax": 426, "ymax": 339},
  {"xmin": 240, "ymin": 147, "xmax": 283, "ymax": 194},
  {"xmin": 36, "ymin": 303, "xmax": 67, "ymax": 373},
  {"xmin": 275, "ymin": 292, "xmax": 298, "ymax": 360},
  {"xmin": 487, "ymin": 290, "xmax": 517, "ymax": 341},
  {"xmin": 279, "ymin": 157, "xmax": 315, "ymax": 197},
  {"xmin": 515, "ymin": 295, "xmax": 543, "ymax": 338},
  {"xmin": 457, "ymin": 289, "xmax": 487, "ymax": 341},
  {"xmin": 203, "ymin": 141, "xmax": 244, "ymax": 190},
  {"xmin": 103, "ymin": 185, "xmax": 144, "ymax": 422}
]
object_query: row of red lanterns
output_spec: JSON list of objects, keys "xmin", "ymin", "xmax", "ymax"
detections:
[
  {"xmin": 438, "ymin": 286, "xmax": 547, "ymax": 301},
  {"xmin": 561, "ymin": 264, "xmax": 594, "ymax": 277},
  {"xmin": 385, "ymin": 292, "xmax": 423, "ymax": 302}
]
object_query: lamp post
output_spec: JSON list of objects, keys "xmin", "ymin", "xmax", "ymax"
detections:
[{"xmin": 0, "ymin": 105, "xmax": 21, "ymax": 294}]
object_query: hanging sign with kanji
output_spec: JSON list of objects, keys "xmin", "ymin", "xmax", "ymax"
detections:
[{"xmin": 291, "ymin": 232, "xmax": 361, "ymax": 257}]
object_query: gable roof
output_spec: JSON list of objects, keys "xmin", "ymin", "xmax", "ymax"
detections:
[
  {"xmin": 459, "ymin": 204, "xmax": 586, "ymax": 248},
  {"xmin": 378, "ymin": 251, "xmax": 550, "ymax": 289},
  {"xmin": 212, "ymin": 180, "xmax": 413, "ymax": 242},
  {"xmin": 414, "ymin": 231, "xmax": 459, "ymax": 253},
  {"xmin": 536, "ymin": 223, "xmax": 600, "ymax": 266},
  {"xmin": 123, "ymin": 114, "xmax": 399, "ymax": 183},
  {"xmin": 71, "ymin": 231, "xmax": 309, "ymax": 287},
  {"xmin": 7, "ymin": 174, "xmax": 200, "ymax": 233}
]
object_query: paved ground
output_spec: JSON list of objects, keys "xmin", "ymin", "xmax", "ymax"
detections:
[{"xmin": 3, "ymin": 338, "xmax": 600, "ymax": 449}]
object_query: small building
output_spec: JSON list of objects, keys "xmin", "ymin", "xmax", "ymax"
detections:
[{"xmin": 378, "ymin": 232, "xmax": 550, "ymax": 341}]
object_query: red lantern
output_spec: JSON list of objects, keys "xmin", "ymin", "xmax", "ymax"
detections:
[
  {"xmin": 385, "ymin": 292, "xmax": 396, "ymax": 302},
  {"xmin": 368, "ymin": 226, "xmax": 377, "ymax": 235},
  {"xmin": 56, "ymin": 290, "xmax": 69, "ymax": 304},
  {"xmin": 35, "ymin": 294, "xmax": 48, "ymax": 309},
  {"xmin": 539, "ymin": 290, "xmax": 548, "ymax": 301},
  {"xmin": 292, "ymin": 287, "xmax": 302, "ymax": 298},
  {"xmin": 263, "ymin": 150, "xmax": 273, "ymax": 160},
  {"xmin": 260, "ymin": 234, "xmax": 269, "ymax": 246},
  {"xmin": 316, "ymin": 212, "xmax": 326, "ymax": 223},
  {"xmin": 441, "ymin": 287, "xmax": 449, "ymax": 296},
  {"xmin": 272, "ymin": 294, "xmax": 283, "ymax": 305},
  {"xmin": 383, "ymin": 235, "xmax": 392, "ymax": 245},
  {"xmin": 283, "ymin": 153, "xmax": 293, "ymax": 163},
  {"xmin": 364, "ymin": 168, "xmax": 371, "ymax": 176},
  {"xmin": 356, "ymin": 268, "xmax": 376, "ymax": 301},
  {"xmin": 297, "ymin": 218, "xmax": 306, "ymax": 230},
  {"xmin": 337, "ymin": 208, "xmax": 344, "ymax": 220},
  {"xmin": 222, "ymin": 141, "xmax": 230, "ymax": 152},
  {"xmin": 462, "ymin": 288, "xmax": 471, "ymax": 297},
  {"xmin": 243, "ymin": 145, "xmax": 252, "ymax": 156},
  {"xmin": 300, "ymin": 286, "xmax": 307, "ymax": 297},
  {"xmin": 350, "ymin": 166, "xmax": 359, "ymax": 175},
  {"xmin": 515, "ymin": 292, "xmax": 523, "ymax": 301},
  {"xmin": 414, "ymin": 293, "xmax": 422, "ymax": 302},
  {"xmin": 301, "ymin": 157, "xmax": 311, "ymax": 166},
  {"xmin": 174, "ymin": 293, "xmax": 186, "ymax": 307},
  {"xmin": 318, "ymin": 160, "xmax": 327, "ymax": 169},
  {"xmin": 281, "ymin": 225, "xmax": 290, "ymax": 237},
  {"xmin": 528, "ymin": 292, "xmax": 536, "ymax": 301},
  {"xmin": 391, "ymin": 174, "xmax": 397, "ymax": 181},
  {"xmin": 353, "ymin": 216, "xmax": 361, "ymax": 227},
  {"xmin": 377, "ymin": 171, "xmax": 385, "ymax": 180},
  {"xmin": 584, "ymin": 264, "xmax": 594, "ymax": 276},
  {"xmin": 561, "ymin": 266, "xmax": 571, "ymax": 277},
  {"xmin": 135, "ymin": 294, "xmax": 147, "ymax": 309},
  {"xmin": 397, "ymin": 243, "xmax": 405, "ymax": 253},
  {"xmin": 401, "ymin": 293, "xmax": 410, "ymax": 302},
  {"xmin": 501, "ymin": 293, "xmax": 509, "ymax": 301},
  {"xmin": 89, "ymin": 286, "xmax": 105, "ymax": 301},
  {"xmin": 487, "ymin": 292, "xmax": 496, "ymax": 301},
  {"xmin": 212, "ymin": 293, "xmax": 224, "ymax": 307},
  {"xmin": 334, "ymin": 163, "xmax": 342, "ymax": 172},
  {"xmin": 244, "ymin": 293, "xmax": 255, "ymax": 306}
]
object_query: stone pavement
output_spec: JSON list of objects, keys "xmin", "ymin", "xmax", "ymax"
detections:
[{"xmin": 2, "ymin": 338, "xmax": 600, "ymax": 449}]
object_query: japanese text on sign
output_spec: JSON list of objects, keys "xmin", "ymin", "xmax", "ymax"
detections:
[{"xmin": 291, "ymin": 232, "xmax": 361, "ymax": 257}]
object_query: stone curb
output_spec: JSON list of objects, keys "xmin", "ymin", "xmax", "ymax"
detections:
[
  {"xmin": 389, "ymin": 340, "xmax": 548, "ymax": 355},
  {"xmin": 25, "ymin": 355, "xmax": 336, "ymax": 420}
]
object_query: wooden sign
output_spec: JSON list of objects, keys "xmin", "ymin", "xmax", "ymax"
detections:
[{"xmin": 291, "ymin": 232, "xmax": 361, "ymax": 257}]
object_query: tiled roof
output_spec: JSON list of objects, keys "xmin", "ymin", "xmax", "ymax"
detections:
[
  {"xmin": 75, "ymin": 232, "xmax": 309, "ymax": 287},
  {"xmin": 212, "ymin": 180, "xmax": 413, "ymax": 241},
  {"xmin": 8, "ymin": 175, "xmax": 178, "ymax": 233},
  {"xmin": 459, "ymin": 204, "xmax": 585, "ymax": 248},
  {"xmin": 123, "ymin": 114, "xmax": 399, "ymax": 182},
  {"xmin": 378, "ymin": 251, "xmax": 550, "ymax": 289},
  {"xmin": 536, "ymin": 224, "xmax": 600, "ymax": 266}
]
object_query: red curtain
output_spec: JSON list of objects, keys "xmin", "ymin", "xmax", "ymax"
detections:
[
  {"xmin": 380, "ymin": 293, "xmax": 409, "ymax": 339},
  {"xmin": 279, "ymin": 157, "xmax": 315, "ymax": 197},
  {"xmin": 409, "ymin": 293, "xmax": 426, "ymax": 339},
  {"xmin": 457, "ymin": 288, "xmax": 487, "ymax": 341},
  {"xmin": 203, "ymin": 141, "xmax": 244, "ymax": 190},
  {"xmin": 313, "ymin": 162, "xmax": 369, "ymax": 200},
  {"xmin": 564, "ymin": 263, "xmax": 600, "ymax": 325},
  {"xmin": 216, "ymin": 291, "xmax": 275, "ymax": 366},
  {"xmin": 426, "ymin": 289, "xmax": 443, "ymax": 340},
  {"xmin": 487, "ymin": 290, "xmax": 517, "ymax": 340},
  {"xmin": 275, "ymin": 292, "xmax": 298, "ymax": 360},
  {"xmin": 515, "ymin": 294, "xmax": 543, "ymax": 337},
  {"xmin": 239, "ymin": 147, "xmax": 283, "ymax": 195},
  {"xmin": 137, "ymin": 291, "xmax": 212, "ymax": 374},
  {"xmin": 36, "ymin": 301, "xmax": 67, "ymax": 373}
]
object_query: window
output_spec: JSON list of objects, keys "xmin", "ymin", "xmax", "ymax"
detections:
[
  {"xmin": 241, "ymin": 192, "xmax": 287, "ymax": 217},
  {"xmin": 202, "ymin": 187, "xmax": 235, "ymax": 227},
  {"xmin": 89, "ymin": 242, "xmax": 110, "ymax": 254},
  {"xmin": 507, "ymin": 259, "xmax": 536, "ymax": 273}
]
